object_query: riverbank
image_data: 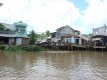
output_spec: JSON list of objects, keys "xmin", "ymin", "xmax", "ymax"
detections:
[
  {"xmin": 38, "ymin": 43, "xmax": 107, "ymax": 51},
  {"xmin": 0, "ymin": 44, "xmax": 106, "ymax": 52},
  {"xmin": 0, "ymin": 45, "xmax": 44, "ymax": 52}
]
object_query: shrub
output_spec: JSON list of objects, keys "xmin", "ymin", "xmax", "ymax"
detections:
[
  {"xmin": 6, "ymin": 45, "xmax": 20, "ymax": 51},
  {"xmin": 22, "ymin": 45, "xmax": 44, "ymax": 51},
  {"xmin": 0, "ymin": 45, "xmax": 7, "ymax": 50},
  {"xmin": 0, "ymin": 45, "xmax": 44, "ymax": 52}
]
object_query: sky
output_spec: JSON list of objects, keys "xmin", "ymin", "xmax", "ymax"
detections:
[{"xmin": 0, "ymin": 0, "xmax": 107, "ymax": 34}]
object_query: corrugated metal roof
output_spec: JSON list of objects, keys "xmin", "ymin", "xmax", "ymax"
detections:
[
  {"xmin": 92, "ymin": 38, "xmax": 101, "ymax": 41},
  {"xmin": 61, "ymin": 34, "xmax": 90, "ymax": 41},
  {"xmin": 61, "ymin": 34, "xmax": 80, "ymax": 38}
]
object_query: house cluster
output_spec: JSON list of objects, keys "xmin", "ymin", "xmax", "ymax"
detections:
[
  {"xmin": 46, "ymin": 25, "xmax": 107, "ymax": 47},
  {"xmin": 47, "ymin": 25, "xmax": 90, "ymax": 45},
  {"xmin": 0, "ymin": 21, "xmax": 29, "ymax": 45},
  {"xmin": 0, "ymin": 20, "xmax": 107, "ymax": 47}
]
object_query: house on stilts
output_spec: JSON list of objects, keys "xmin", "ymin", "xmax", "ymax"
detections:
[{"xmin": 91, "ymin": 25, "xmax": 107, "ymax": 50}]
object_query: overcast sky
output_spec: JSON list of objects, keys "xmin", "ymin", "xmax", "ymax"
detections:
[{"xmin": 0, "ymin": 0, "xmax": 107, "ymax": 34}]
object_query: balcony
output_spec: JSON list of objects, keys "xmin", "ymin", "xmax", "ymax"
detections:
[{"xmin": 0, "ymin": 30, "xmax": 15, "ymax": 34}]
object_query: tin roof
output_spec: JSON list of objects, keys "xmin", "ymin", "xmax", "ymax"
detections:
[
  {"xmin": 61, "ymin": 34, "xmax": 80, "ymax": 38},
  {"xmin": 56, "ymin": 25, "xmax": 74, "ymax": 31},
  {"xmin": 61, "ymin": 34, "xmax": 90, "ymax": 41}
]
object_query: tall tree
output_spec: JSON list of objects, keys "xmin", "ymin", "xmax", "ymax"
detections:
[
  {"xmin": 28, "ymin": 30, "xmax": 38, "ymax": 44},
  {"xmin": 45, "ymin": 30, "xmax": 51, "ymax": 37}
]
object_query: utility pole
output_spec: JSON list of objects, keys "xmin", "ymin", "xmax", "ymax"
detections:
[
  {"xmin": 26, "ymin": 0, "xmax": 30, "ymax": 34},
  {"xmin": 27, "ymin": 0, "xmax": 30, "ymax": 25},
  {"xmin": 8, "ymin": 8, "xmax": 11, "ymax": 24}
]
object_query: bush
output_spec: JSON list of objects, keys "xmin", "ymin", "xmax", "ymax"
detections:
[
  {"xmin": 6, "ymin": 45, "xmax": 21, "ymax": 51},
  {"xmin": 0, "ymin": 45, "xmax": 44, "ymax": 52},
  {"xmin": 0, "ymin": 45, "xmax": 7, "ymax": 50},
  {"xmin": 22, "ymin": 45, "xmax": 44, "ymax": 51}
]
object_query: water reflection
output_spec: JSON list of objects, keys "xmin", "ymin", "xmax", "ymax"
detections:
[{"xmin": 0, "ymin": 51, "xmax": 107, "ymax": 80}]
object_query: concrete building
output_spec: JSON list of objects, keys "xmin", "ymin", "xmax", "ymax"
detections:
[
  {"xmin": 0, "ymin": 21, "xmax": 29, "ymax": 45},
  {"xmin": 55, "ymin": 25, "xmax": 80, "ymax": 38},
  {"xmin": 91, "ymin": 35, "xmax": 107, "ymax": 46},
  {"xmin": 91, "ymin": 25, "xmax": 107, "ymax": 47},
  {"xmin": 93, "ymin": 25, "xmax": 107, "ymax": 36},
  {"xmin": 51, "ymin": 25, "xmax": 80, "ymax": 42},
  {"xmin": 61, "ymin": 34, "xmax": 89, "ymax": 45},
  {"xmin": 50, "ymin": 25, "xmax": 89, "ymax": 45}
]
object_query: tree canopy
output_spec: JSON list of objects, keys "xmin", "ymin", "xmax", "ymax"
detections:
[
  {"xmin": 28, "ymin": 30, "xmax": 51, "ymax": 44},
  {"xmin": 0, "ymin": 23, "xmax": 5, "ymax": 30},
  {"xmin": 45, "ymin": 30, "xmax": 51, "ymax": 37},
  {"xmin": 28, "ymin": 30, "xmax": 38, "ymax": 44}
]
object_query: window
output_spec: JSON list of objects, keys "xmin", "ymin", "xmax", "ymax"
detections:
[
  {"xmin": 95, "ymin": 31, "xmax": 98, "ymax": 34},
  {"xmin": 16, "ymin": 28, "xmax": 20, "ymax": 32},
  {"xmin": 20, "ymin": 28, "xmax": 25, "ymax": 34}
]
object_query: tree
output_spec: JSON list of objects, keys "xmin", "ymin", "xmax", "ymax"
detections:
[
  {"xmin": 88, "ymin": 33, "xmax": 93, "ymax": 38},
  {"xmin": 28, "ymin": 30, "xmax": 38, "ymax": 44},
  {"xmin": 0, "ymin": 23, "xmax": 5, "ymax": 30},
  {"xmin": 45, "ymin": 30, "xmax": 51, "ymax": 37},
  {"xmin": 40, "ymin": 33, "xmax": 47, "ymax": 40}
]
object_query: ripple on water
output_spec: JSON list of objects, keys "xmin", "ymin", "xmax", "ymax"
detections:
[{"xmin": 0, "ymin": 51, "xmax": 107, "ymax": 80}]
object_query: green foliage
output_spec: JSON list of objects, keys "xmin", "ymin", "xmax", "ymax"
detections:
[
  {"xmin": 28, "ymin": 30, "xmax": 38, "ymax": 44},
  {"xmin": 22, "ymin": 45, "xmax": 44, "ymax": 51},
  {"xmin": 0, "ymin": 45, "xmax": 44, "ymax": 52},
  {"xmin": 88, "ymin": 33, "xmax": 93, "ymax": 38},
  {"xmin": 0, "ymin": 45, "xmax": 21, "ymax": 51},
  {"xmin": 45, "ymin": 30, "xmax": 51, "ymax": 37},
  {"xmin": 40, "ymin": 33, "xmax": 47, "ymax": 40},
  {"xmin": 0, "ymin": 23, "xmax": 5, "ymax": 30},
  {"xmin": 6, "ymin": 45, "xmax": 21, "ymax": 51},
  {"xmin": 28, "ymin": 30, "xmax": 48, "ymax": 44},
  {"xmin": 0, "ymin": 45, "xmax": 7, "ymax": 50},
  {"xmin": 28, "ymin": 30, "xmax": 51, "ymax": 44}
]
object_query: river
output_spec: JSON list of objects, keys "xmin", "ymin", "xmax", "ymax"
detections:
[{"xmin": 0, "ymin": 51, "xmax": 107, "ymax": 80}]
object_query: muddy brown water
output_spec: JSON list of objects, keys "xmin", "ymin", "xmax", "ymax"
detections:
[{"xmin": 0, "ymin": 51, "xmax": 107, "ymax": 80}]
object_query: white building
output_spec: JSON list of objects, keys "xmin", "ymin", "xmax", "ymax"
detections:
[{"xmin": 93, "ymin": 25, "xmax": 107, "ymax": 36}]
